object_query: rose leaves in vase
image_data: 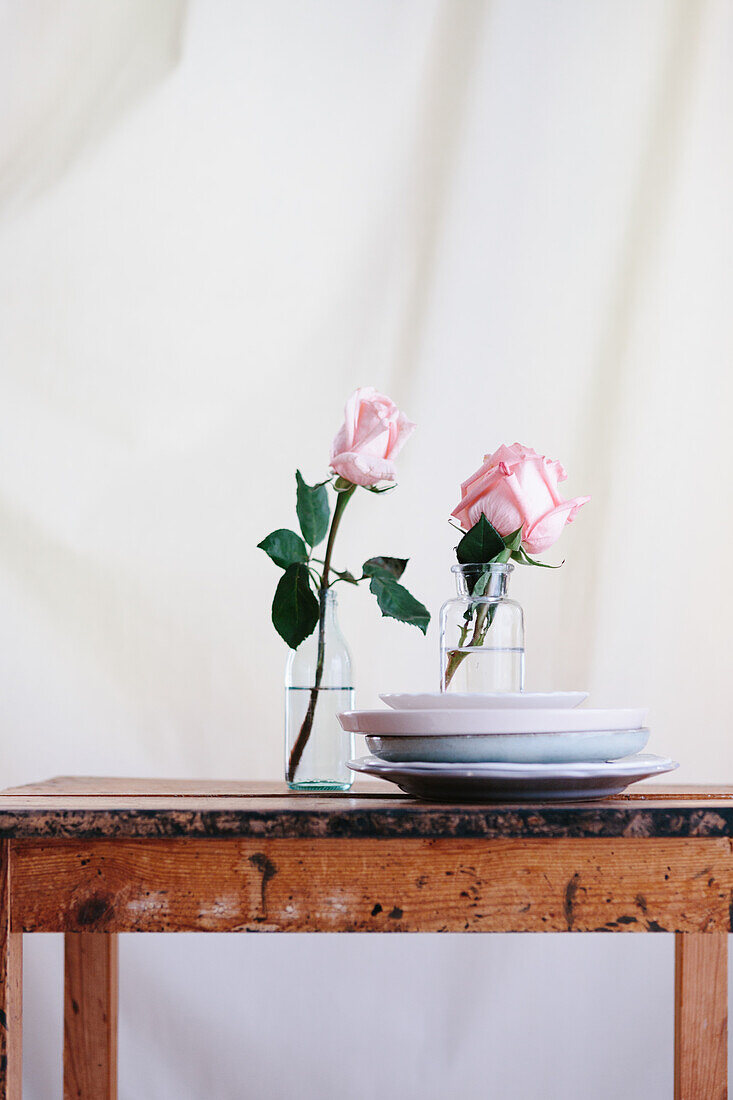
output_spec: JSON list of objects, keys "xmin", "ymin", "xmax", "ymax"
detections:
[
  {"xmin": 362, "ymin": 556, "xmax": 430, "ymax": 633},
  {"xmin": 260, "ymin": 472, "xmax": 429, "ymax": 647}
]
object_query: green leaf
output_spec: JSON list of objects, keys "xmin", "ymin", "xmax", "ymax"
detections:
[
  {"xmin": 257, "ymin": 528, "xmax": 308, "ymax": 570},
  {"xmin": 332, "ymin": 569, "xmax": 359, "ymax": 585},
  {"xmin": 333, "ymin": 476, "xmax": 353, "ymax": 492},
  {"xmin": 364, "ymin": 484, "xmax": 396, "ymax": 494},
  {"xmin": 362, "ymin": 556, "xmax": 408, "ymax": 581},
  {"xmin": 271, "ymin": 563, "xmax": 319, "ymax": 648},
  {"xmin": 511, "ymin": 547, "xmax": 563, "ymax": 569},
  {"xmin": 472, "ymin": 570, "xmax": 491, "ymax": 597},
  {"xmin": 488, "ymin": 525, "xmax": 524, "ymax": 565},
  {"xmin": 296, "ymin": 470, "xmax": 330, "ymax": 547},
  {"xmin": 503, "ymin": 526, "xmax": 524, "ymax": 552},
  {"xmin": 368, "ymin": 575, "xmax": 430, "ymax": 634},
  {"xmin": 456, "ymin": 515, "xmax": 505, "ymax": 565}
]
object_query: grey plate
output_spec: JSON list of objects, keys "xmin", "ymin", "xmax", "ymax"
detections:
[
  {"xmin": 364, "ymin": 728, "xmax": 650, "ymax": 764},
  {"xmin": 348, "ymin": 753, "xmax": 678, "ymax": 802}
]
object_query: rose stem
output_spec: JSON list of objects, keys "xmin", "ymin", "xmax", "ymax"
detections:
[
  {"xmin": 443, "ymin": 548, "xmax": 514, "ymax": 689},
  {"xmin": 286, "ymin": 483, "xmax": 356, "ymax": 782},
  {"xmin": 443, "ymin": 601, "xmax": 496, "ymax": 689}
]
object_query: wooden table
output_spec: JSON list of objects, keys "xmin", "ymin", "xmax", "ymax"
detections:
[{"xmin": 0, "ymin": 779, "xmax": 730, "ymax": 1099}]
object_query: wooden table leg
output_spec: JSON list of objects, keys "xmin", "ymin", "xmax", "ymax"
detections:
[
  {"xmin": 0, "ymin": 841, "xmax": 22, "ymax": 1100},
  {"xmin": 64, "ymin": 934, "xmax": 118, "ymax": 1100},
  {"xmin": 675, "ymin": 933, "xmax": 728, "ymax": 1099}
]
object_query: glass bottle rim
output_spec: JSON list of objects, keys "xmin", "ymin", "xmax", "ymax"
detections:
[{"xmin": 451, "ymin": 562, "xmax": 514, "ymax": 575}]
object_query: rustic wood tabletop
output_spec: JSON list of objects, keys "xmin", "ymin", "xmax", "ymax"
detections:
[
  {"xmin": 0, "ymin": 778, "xmax": 732, "ymax": 839},
  {"xmin": 0, "ymin": 778, "xmax": 728, "ymax": 1099}
]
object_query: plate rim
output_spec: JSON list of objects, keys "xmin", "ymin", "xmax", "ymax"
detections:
[
  {"xmin": 380, "ymin": 690, "xmax": 589, "ymax": 710},
  {"xmin": 339, "ymin": 707, "xmax": 648, "ymax": 735},
  {"xmin": 362, "ymin": 726, "xmax": 650, "ymax": 741},
  {"xmin": 347, "ymin": 752, "xmax": 678, "ymax": 779}
]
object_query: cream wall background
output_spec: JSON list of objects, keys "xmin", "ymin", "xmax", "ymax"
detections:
[{"xmin": 1, "ymin": 1, "xmax": 732, "ymax": 1096}]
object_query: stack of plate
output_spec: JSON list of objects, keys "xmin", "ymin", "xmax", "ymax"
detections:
[{"xmin": 338, "ymin": 692, "xmax": 678, "ymax": 801}]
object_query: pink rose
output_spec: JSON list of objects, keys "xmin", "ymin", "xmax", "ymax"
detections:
[
  {"xmin": 451, "ymin": 443, "xmax": 590, "ymax": 555},
  {"xmin": 330, "ymin": 387, "xmax": 416, "ymax": 487}
]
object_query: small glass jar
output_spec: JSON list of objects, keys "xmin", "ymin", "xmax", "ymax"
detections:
[
  {"xmin": 440, "ymin": 563, "xmax": 525, "ymax": 693},
  {"xmin": 285, "ymin": 589, "xmax": 355, "ymax": 791}
]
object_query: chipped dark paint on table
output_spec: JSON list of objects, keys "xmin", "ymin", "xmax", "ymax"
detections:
[
  {"xmin": 0, "ymin": 779, "xmax": 732, "ymax": 840},
  {"xmin": 0, "ymin": 803, "xmax": 732, "ymax": 840}
]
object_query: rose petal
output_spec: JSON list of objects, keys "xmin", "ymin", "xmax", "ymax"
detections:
[
  {"xmin": 387, "ymin": 411, "xmax": 416, "ymax": 458},
  {"xmin": 330, "ymin": 451, "xmax": 397, "ymax": 487},
  {"xmin": 523, "ymin": 496, "xmax": 590, "ymax": 554}
]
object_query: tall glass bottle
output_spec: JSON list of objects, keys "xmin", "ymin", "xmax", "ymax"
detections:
[
  {"xmin": 285, "ymin": 589, "xmax": 355, "ymax": 791},
  {"xmin": 440, "ymin": 563, "xmax": 525, "ymax": 693}
]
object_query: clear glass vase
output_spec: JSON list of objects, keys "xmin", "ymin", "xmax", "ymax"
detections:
[
  {"xmin": 440, "ymin": 563, "xmax": 525, "ymax": 693},
  {"xmin": 285, "ymin": 589, "xmax": 355, "ymax": 791}
]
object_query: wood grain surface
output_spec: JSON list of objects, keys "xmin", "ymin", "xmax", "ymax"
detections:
[
  {"xmin": 0, "ymin": 842, "xmax": 22, "ymax": 1100},
  {"xmin": 64, "ymin": 934, "xmax": 118, "ymax": 1100},
  {"xmin": 675, "ymin": 933, "xmax": 728, "ymax": 1099},
  {"xmin": 10, "ymin": 836, "xmax": 733, "ymax": 934},
  {"xmin": 4, "ymin": 777, "xmax": 732, "ymax": 798}
]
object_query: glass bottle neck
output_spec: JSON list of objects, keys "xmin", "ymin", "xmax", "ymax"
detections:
[
  {"xmin": 453, "ymin": 563, "xmax": 513, "ymax": 598},
  {"xmin": 319, "ymin": 588, "xmax": 339, "ymax": 624}
]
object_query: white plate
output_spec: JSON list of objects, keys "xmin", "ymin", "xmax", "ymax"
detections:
[
  {"xmin": 347, "ymin": 754, "xmax": 678, "ymax": 802},
  {"xmin": 364, "ymin": 728, "xmax": 650, "ymax": 764},
  {"xmin": 380, "ymin": 691, "xmax": 588, "ymax": 711},
  {"xmin": 339, "ymin": 707, "xmax": 647, "ymax": 736}
]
